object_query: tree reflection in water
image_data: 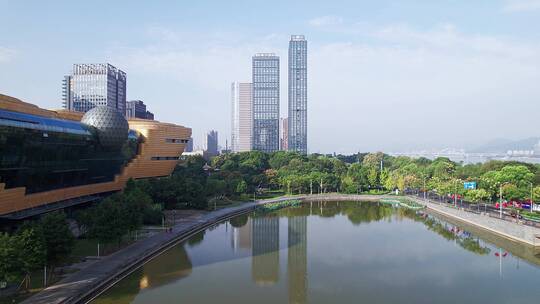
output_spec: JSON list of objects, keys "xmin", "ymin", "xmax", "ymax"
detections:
[
  {"xmin": 91, "ymin": 245, "xmax": 193, "ymax": 304},
  {"xmin": 93, "ymin": 200, "xmax": 529, "ymax": 304}
]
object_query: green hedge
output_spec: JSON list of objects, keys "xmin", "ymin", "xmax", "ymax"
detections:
[{"xmin": 256, "ymin": 200, "xmax": 302, "ymax": 214}]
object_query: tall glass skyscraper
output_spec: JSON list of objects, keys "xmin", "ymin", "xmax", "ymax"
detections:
[
  {"xmin": 62, "ymin": 63, "xmax": 127, "ymax": 115},
  {"xmin": 288, "ymin": 35, "xmax": 307, "ymax": 154},
  {"xmin": 231, "ymin": 82, "xmax": 253, "ymax": 152},
  {"xmin": 252, "ymin": 53, "xmax": 280, "ymax": 152}
]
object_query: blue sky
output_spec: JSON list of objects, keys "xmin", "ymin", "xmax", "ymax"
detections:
[{"xmin": 1, "ymin": 0, "xmax": 540, "ymax": 153}]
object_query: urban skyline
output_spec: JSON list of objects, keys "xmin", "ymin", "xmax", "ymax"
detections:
[
  {"xmin": 2, "ymin": 1, "xmax": 540, "ymax": 153},
  {"xmin": 3, "ymin": 2, "xmax": 540, "ymax": 303},
  {"xmin": 232, "ymin": 35, "xmax": 307, "ymax": 154}
]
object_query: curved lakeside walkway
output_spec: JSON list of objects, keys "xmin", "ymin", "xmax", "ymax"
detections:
[{"xmin": 23, "ymin": 193, "xmax": 540, "ymax": 304}]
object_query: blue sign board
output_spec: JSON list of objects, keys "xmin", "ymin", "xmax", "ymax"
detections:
[{"xmin": 464, "ymin": 182, "xmax": 477, "ymax": 190}]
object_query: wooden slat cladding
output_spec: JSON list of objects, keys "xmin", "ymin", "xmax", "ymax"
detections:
[{"xmin": 0, "ymin": 94, "xmax": 191, "ymax": 215}]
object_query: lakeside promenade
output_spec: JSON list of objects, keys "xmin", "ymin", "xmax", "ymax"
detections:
[
  {"xmin": 410, "ymin": 196, "xmax": 540, "ymax": 247},
  {"xmin": 23, "ymin": 193, "xmax": 540, "ymax": 304}
]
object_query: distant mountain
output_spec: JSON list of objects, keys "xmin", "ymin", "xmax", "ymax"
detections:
[{"xmin": 468, "ymin": 137, "xmax": 540, "ymax": 153}]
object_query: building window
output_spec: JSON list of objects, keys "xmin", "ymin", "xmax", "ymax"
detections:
[
  {"xmin": 165, "ymin": 138, "xmax": 189, "ymax": 144},
  {"xmin": 151, "ymin": 156, "xmax": 180, "ymax": 161}
]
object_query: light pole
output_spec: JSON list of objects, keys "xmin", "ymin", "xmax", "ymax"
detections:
[
  {"xmin": 423, "ymin": 176, "xmax": 427, "ymax": 201},
  {"xmin": 454, "ymin": 179, "xmax": 458, "ymax": 208},
  {"xmin": 499, "ymin": 184, "xmax": 504, "ymax": 219},
  {"xmin": 530, "ymin": 182, "xmax": 534, "ymax": 212}
]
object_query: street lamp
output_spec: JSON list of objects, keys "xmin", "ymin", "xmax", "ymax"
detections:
[
  {"xmin": 499, "ymin": 184, "xmax": 503, "ymax": 219},
  {"xmin": 498, "ymin": 182, "xmax": 510, "ymax": 219},
  {"xmin": 423, "ymin": 176, "xmax": 427, "ymax": 201},
  {"xmin": 530, "ymin": 182, "xmax": 534, "ymax": 212},
  {"xmin": 454, "ymin": 179, "xmax": 458, "ymax": 208}
]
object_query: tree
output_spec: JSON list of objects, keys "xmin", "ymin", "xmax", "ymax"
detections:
[
  {"xmin": 0, "ymin": 233, "xmax": 21, "ymax": 284},
  {"xmin": 14, "ymin": 224, "xmax": 46, "ymax": 288},
  {"xmin": 464, "ymin": 189, "xmax": 490, "ymax": 203},
  {"xmin": 502, "ymin": 184, "xmax": 526, "ymax": 201},
  {"xmin": 229, "ymin": 214, "xmax": 249, "ymax": 228},
  {"xmin": 495, "ymin": 165, "xmax": 534, "ymax": 188},
  {"xmin": 206, "ymin": 178, "xmax": 227, "ymax": 197},
  {"xmin": 367, "ymin": 167, "xmax": 378, "ymax": 188},
  {"xmin": 235, "ymin": 180, "xmax": 248, "ymax": 194},
  {"xmin": 264, "ymin": 169, "xmax": 279, "ymax": 189},
  {"xmin": 533, "ymin": 186, "xmax": 540, "ymax": 203},
  {"xmin": 341, "ymin": 175, "xmax": 357, "ymax": 194},
  {"xmin": 40, "ymin": 212, "xmax": 75, "ymax": 270},
  {"xmin": 83, "ymin": 198, "xmax": 128, "ymax": 245},
  {"xmin": 268, "ymin": 151, "xmax": 303, "ymax": 169}
]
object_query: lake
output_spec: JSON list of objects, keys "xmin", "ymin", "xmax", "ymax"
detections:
[{"xmin": 91, "ymin": 201, "xmax": 540, "ymax": 304}]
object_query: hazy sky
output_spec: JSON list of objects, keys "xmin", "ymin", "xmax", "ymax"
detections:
[{"xmin": 1, "ymin": 0, "xmax": 540, "ymax": 153}]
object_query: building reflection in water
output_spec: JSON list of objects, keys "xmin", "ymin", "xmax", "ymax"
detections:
[
  {"xmin": 251, "ymin": 215, "xmax": 280, "ymax": 285},
  {"xmin": 288, "ymin": 215, "xmax": 308, "ymax": 304},
  {"xmin": 249, "ymin": 209, "xmax": 309, "ymax": 303},
  {"xmin": 231, "ymin": 217, "xmax": 252, "ymax": 253}
]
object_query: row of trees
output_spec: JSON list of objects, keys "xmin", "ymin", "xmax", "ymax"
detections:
[
  {"xmin": 75, "ymin": 180, "xmax": 163, "ymax": 246},
  {"xmin": 205, "ymin": 151, "xmax": 540, "ymax": 204},
  {"xmin": 0, "ymin": 180, "xmax": 163, "ymax": 289}
]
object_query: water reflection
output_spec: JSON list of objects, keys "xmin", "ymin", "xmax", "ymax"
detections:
[
  {"xmin": 92, "ymin": 201, "xmax": 540, "ymax": 304},
  {"xmin": 288, "ymin": 216, "xmax": 308, "ymax": 304},
  {"xmin": 231, "ymin": 215, "xmax": 251, "ymax": 252},
  {"xmin": 91, "ymin": 245, "xmax": 193, "ymax": 304},
  {"xmin": 252, "ymin": 215, "xmax": 280, "ymax": 285}
]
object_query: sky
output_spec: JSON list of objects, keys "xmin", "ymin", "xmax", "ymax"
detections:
[{"xmin": 1, "ymin": 0, "xmax": 540, "ymax": 154}]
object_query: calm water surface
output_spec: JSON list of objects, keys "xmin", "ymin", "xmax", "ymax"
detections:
[{"xmin": 92, "ymin": 201, "xmax": 540, "ymax": 304}]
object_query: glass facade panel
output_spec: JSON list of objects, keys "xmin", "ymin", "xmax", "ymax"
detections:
[
  {"xmin": 0, "ymin": 110, "xmax": 138, "ymax": 194},
  {"xmin": 63, "ymin": 63, "xmax": 127, "ymax": 115},
  {"xmin": 288, "ymin": 35, "xmax": 308, "ymax": 154},
  {"xmin": 252, "ymin": 54, "xmax": 280, "ymax": 152}
]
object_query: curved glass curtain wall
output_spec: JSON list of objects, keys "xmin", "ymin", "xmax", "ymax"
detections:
[{"xmin": 0, "ymin": 109, "xmax": 140, "ymax": 194}]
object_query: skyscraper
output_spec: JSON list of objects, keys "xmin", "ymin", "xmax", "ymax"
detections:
[
  {"xmin": 280, "ymin": 117, "xmax": 288, "ymax": 151},
  {"xmin": 252, "ymin": 53, "xmax": 280, "ymax": 152},
  {"xmin": 126, "ymin": 100, "xmax": 154, "ymax": 120},
  {"xmin": 288, "ymin": 35, "xmax": 307, "ymax": 154},
  {"xmin": 62, "ymin": 63, "xmax": 127, "ymax": 114},
  {"xmin": 205, "ymin": 130, "xmax": 219, "ymax": 156},
  {"xmin": 185, "ymin": 137, "xmax": 193, "ymax": 152},
  {"xmin": 231, "ymin": 82, "xmax": 253, "ymax": 152}
]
